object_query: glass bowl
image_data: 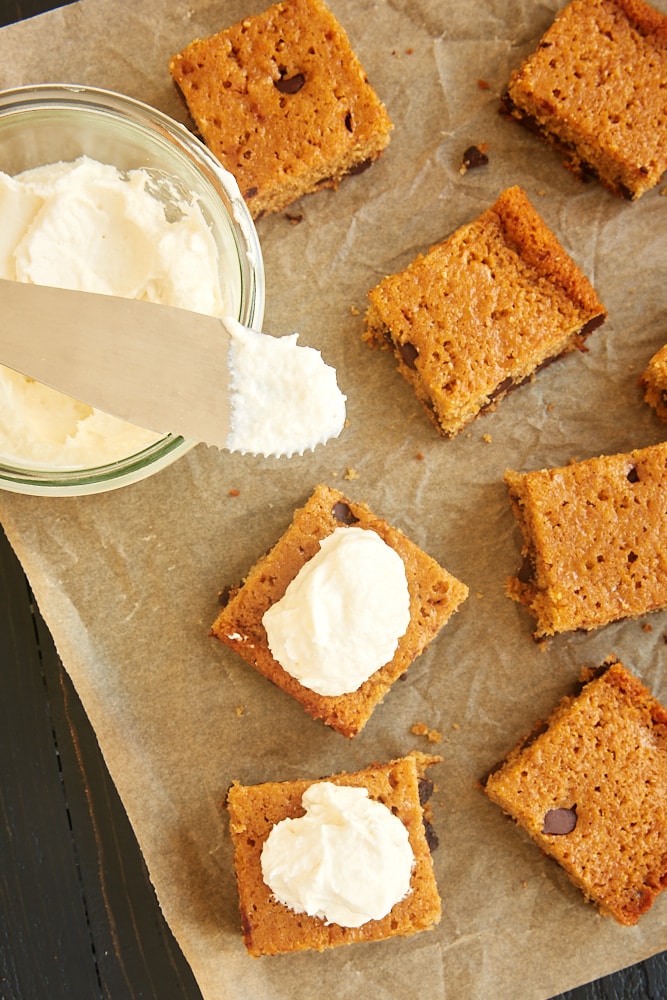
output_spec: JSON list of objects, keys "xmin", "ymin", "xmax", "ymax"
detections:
[{"xmin": 0, "ymin": 84, "xmax": 265, "ymax": 496}]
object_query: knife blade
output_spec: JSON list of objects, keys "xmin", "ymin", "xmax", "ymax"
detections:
[{"xmin": 0, "ymin": 278, "xmax": 233, "ymax": 449}]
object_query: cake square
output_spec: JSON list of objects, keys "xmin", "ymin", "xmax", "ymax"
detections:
[
  {"xmin": 169, "ymin": 0, "xmax": 393, "ymax": 218},
  {"xmin": 483, "ymin": 657, "xmax": 667, "ymax": 925},
  {"xmin": 227, "ymin": 753, "xmax": 442, "ymax": 955},
  {"xmin": 211, "ymin": 484, "xmax": 468, "ymax": 737},
  {"xmin": 642, "ymin": 343, "xmax": 667, "ymax": 421},
  {"xmin": 363, "ymin": 185, "xmax": 606, "ymax": 438},
  {"xmin": 505, "ymin": 440, "xmax": 667, "ymax": 637},
  {"xmin": 501, "ymin": 0, "xmax": 667, "ymax": 200}
]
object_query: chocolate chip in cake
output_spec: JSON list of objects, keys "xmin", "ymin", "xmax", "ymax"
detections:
[
  {"xmin": 423, "ymin": 818, "xmax": 440, "ymax": 852},
  {"xmin": 274, "ymin": 70, "xmax": 306, "ymax": 94},
  {"xmin": 418, "ymin": 777, "xmax": 434, "ymax": 805},
  {"xmin": 332, "ymin": 500, "xmax": 360, "ymax": 525},
  {"xmin": 399, "ymin": 341, "xmax": 419, "ymax": 370},
  {"xmin": 542, "ymin": 805, "xmax": 577, "ymax": 835},
  {"xmin": 627, "ymin": 465, "xmax": 640, "ymax": 483}
]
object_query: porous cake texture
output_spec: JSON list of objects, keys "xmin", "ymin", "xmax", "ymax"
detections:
[
  {"xmin": 505, "ymin": 440, "xmax": 667, "ymax": 637},
  {"xmin": 501, "ymin": 0, "xmax": 667, "ymax": 200},
  {"xmin": 483, "ymin": 657, "xmax": 667, "ymax": 925},
  {"xmin": 363, "ymin": 186, "xmax": 606, "ymax": 438},
  {"xmin": 211, "ymin": 484, "xmax": 468, "ymax": 737},
  {"xmin": 642, "ymin": 343, "xmax": 667, "ymax": 421},
  {"xmin": 169, "ymin": 0, "xmax": 393, "ymax": 218},
  {"xmin": 227, "ymin": 753, "xmax": 442, "ymax": 955}
]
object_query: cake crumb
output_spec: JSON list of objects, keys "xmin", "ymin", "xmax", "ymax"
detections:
[
  {"xmin": 411, "ymin": 722, "xmax": 443, "ymax": 744},
  {"xmin": 236, "ymin": 705, "xmax": 246, "ymax": 717},
  {"xmin": 478, "ymin": 78, "xmax": 490, "ymax": 90},
  {"xmin": 482, "ymin": 433, "xmax": 493, "ymax": 443},
  {"xmin": 229, "ymin": 487, "xmax": 241, "ymax": 497},
  {"xmin": 350, "ymin": 304, "xmax": 360, "ymax": 316},
  {"xmin": 344, "ymin": 467, "xmax": 359, "ymax": 480}
]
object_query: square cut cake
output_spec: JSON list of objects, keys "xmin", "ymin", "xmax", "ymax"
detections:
[
  {"xmin": 642, "ymin": 343, "xmax": 667, "ymax": 421},
  {"xmin": 505, "ymin": 440, "xmax": 667, "ymax": 637},
  {"xmin": 483, "ymin": 657, "xmax": 667, "ymax": 925},
  {"xmin": 501, "ymin": 0, "xmax": 667, "ymax": 200},
  {"xmin": 363, "ymin": 185, "xmax": 606, "ymax": 438},
  {"xmin": 211, "ymin": 484, "xmax": 468, "ymax": 737},
  {"xmin": 169, "ymin": 0, "xmax": 393, "ymax": 218},
  {"xmin": 227, "ymin": 753, "xmax": 442, "ymax": 955}
]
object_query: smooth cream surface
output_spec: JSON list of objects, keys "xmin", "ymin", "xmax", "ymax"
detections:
[
  {"xmin": 262, "ymin": 526, "xmax": 410, "ymax": 696},
  {"xmin": 260, "ymin": 781, "xmax": 414, "ymax": 927}
]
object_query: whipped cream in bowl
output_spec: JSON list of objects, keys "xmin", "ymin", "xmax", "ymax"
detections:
[{"xmin": 0, "ymin": 84, "xmax": 265, "ymax": 495}]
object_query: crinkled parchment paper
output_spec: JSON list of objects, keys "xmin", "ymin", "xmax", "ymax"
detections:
[{"xmin": 1, "ymin": 1, "xmax": 666, "ymax": 997}]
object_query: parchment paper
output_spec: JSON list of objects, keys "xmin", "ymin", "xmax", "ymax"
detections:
[{"xmin": 1, "ymin": 1, "xmax": 666, "ymax": 997}]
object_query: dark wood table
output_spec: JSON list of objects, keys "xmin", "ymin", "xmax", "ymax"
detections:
[{"xmin": 0, "ymin": 2, "xmax": 666, "ymax": 997}]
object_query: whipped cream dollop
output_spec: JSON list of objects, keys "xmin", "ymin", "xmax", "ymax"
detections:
[
  {"xmin": 224, "ymin": 317, "xmax": 346, "ymax": 458},
  {"xmin": 0, "ymin": 155, "xmax": 346, "ymax": 469},
  {"xmin": 260, "ymin": 781, "xmax": 414, "ymax": 927},
  {"xmin": 262, "ymin": 526, "xmax": 411, "ymax": 696}
]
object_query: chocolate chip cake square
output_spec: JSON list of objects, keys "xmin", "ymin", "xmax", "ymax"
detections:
[
  {"xmin": 505, "ymin": 440, "xmax": 667, "ymax": 637},
  {"xmin": 501, "ymin": 0, "xmax": 667, "ymax": 200},
  {"xmin": 211, "ymin": 484, "xmax": 468, "ymax": 737},
  {"xmin": 363, "ymin": 185, "xmax": 606, "ymax": 438},
  {"xmin": 169, "ymin": 0, "xmax": 393, "ymax": 218},
  {"xmin": 483, "ymin": 657, "xmax": 667, "ymax": 925},
  {"xmin": 227, "ymin": 753, "xmax": 442, "ymax": 955},
  {"xmin": 642, "ymin": 343, "xmax": 667, "ymax": 421}
]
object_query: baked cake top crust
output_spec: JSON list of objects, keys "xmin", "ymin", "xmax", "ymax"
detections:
[
  {"xmin": 212, "ymin": 484, "xmax": 468, "ymax": 737},
  {"xmin": 227, "ymin": 753, "xmax": 442, "ymax": 955},
  {"xmin": 505, "ymin": 440, "xmax": 667, "ymax": 636},
  {"xmin": 505, "ymin": 0, "xmax": 667, "ymax": 198},
  {"xmin": 484, "ymin": 657, "xmax": 667, "ymax": 925},
  {"xmin": 364, "ymin": 186, "xmax": 606, "ymax": 437},
  {"xmin": 170, "ymin": 0, "xmax": 393, "ymax": 216}
]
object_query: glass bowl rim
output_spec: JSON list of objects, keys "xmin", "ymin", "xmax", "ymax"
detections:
[{"xmin": 0, "ymin": 83, "xmax": 265, "ymax": 496}]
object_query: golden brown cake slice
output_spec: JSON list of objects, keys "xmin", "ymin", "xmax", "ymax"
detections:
[
  {"xmin": 169, "ymin": 0, "xmax": 393, "ymax": 218},
  {"xmin": 483, "ymin": 657, "xmax": 667, "ymax": 925},
  {"xmin": 211, "ymin": 484, "xmax": 468, "ymax": 737},
  {"xmin": 227, "ymin": 753, "xmax": 442, "ymax": 955},
  {"xmin": 505, "ymin": 440, "xmax": 667, "ymax": 637},
  {"xmin": 363, "ymin": 186, "xmax": 606, "ymax": 438},
  {"xmin": 642, "ymin": 343, "xmax": 667, "ymax": 421},
  {"xmin": 501, "ymin": 0, "xmax": 667, "ymax": 200}
]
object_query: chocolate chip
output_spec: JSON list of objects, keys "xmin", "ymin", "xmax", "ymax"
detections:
[
  {"xmin": 461, "ymin": 144, "xmax": 489, "ymax": 172},
  {"xmin": 579, "ymin": 314, "xmax": 606, "ymax": 338},
  {"xmin": 245, "ymin": 185, "xmax": 258, "ymax": 199},
  {"xmin": 332, "ymin": 501, "xmax": 359, "ymax": 525},
  {"xmin": 542, "ymin": 806, "xmax": 577, "ymax": 835},
  {"xmin": 274, "ymin": 71, "xmax": 305, "ymax": 94},
  {"xmin": 344, "ymin": 111, "xmax": 353, "ymax": 133},
  {"xmin": 218, "ymin": 585, "xmax": 233, "ymax": 607},
  {"xmin": 348, "ymin": 158, "xmax": 373, "ymax": 177},
  {"xmin": 422, "ymin": 818, "xmax": 439, "ymax": 852},
  {"xmin": 399, "ymin": 341, "xmax": 419, "ymax": 370},
  {"xmin": 627, "ymin": 465, "xmax": 640, "ymax": 483},
  {"xmin": 418, "ymin": 777, "xmax": 434, "ymax": 805}
]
